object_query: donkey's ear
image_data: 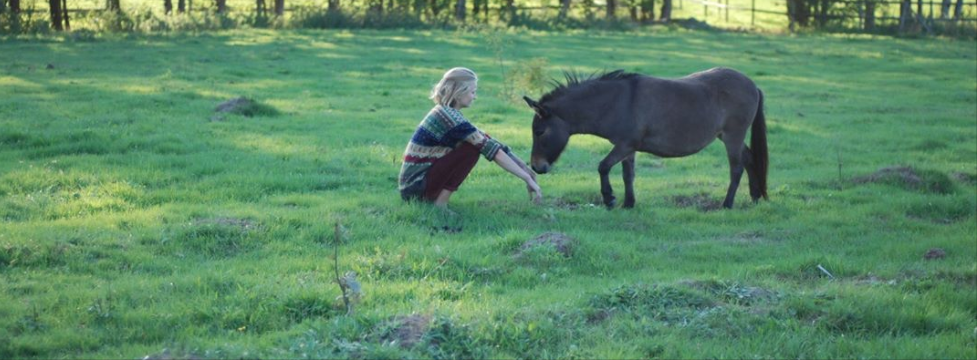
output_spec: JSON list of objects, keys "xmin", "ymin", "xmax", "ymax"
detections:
[{"xmin": 523, "ymin": 96, "xmax": 540, "ymax": 111}]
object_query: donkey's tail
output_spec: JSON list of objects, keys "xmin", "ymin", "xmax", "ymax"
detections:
[{"xmin": 751, "ymin": 89, "xmax": 769, "ymax": 200}]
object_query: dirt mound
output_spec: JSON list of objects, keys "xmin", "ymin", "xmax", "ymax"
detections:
[
  {"xmin": 192, "ymin": 217, "xmax": 257, "ymax": 230},
  {"xmin": 854, "ymin": 166, "xmax": 922, "ymax": 186},
  {"xmin": 951, "ymin": 172, "xmax": 977, "ymax": 185},
  {"xmin": 515, "ymin": 232, "xmax": 577, "ymax": 258},
  {"xmin": 211, "ymin": 96, "xmax": 279, "ymax": 121},
  {"xmin": 215, "ymin": 97, "xmax": 254, "ymax": 113},
  {"xmin": 672, "ymin": 193, "xmax": 723, "ymax": 212},
  {"xmin": 924, "ymin": 248, "xmax": 946, "ymax": 260},
  {"xmin": 853, "ymin": 166, "xmax": 955, "ymax": 194},
  {"xmin": 379, "ymin": 314, "xmax": 432, "ymax": 349}
]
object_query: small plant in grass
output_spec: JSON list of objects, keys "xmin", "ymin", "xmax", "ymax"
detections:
[{"xmin": 508, "ymin": 57, "xmax": 551, "ymax": 102}]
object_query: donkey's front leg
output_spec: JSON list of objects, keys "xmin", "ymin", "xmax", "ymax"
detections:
[{"xmin": 598, "ymin": 145, "xmax": 635, "ymax": 209}]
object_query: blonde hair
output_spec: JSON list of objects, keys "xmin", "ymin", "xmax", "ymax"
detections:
[{"xmin": 431, "ymin": 67, "xmax": 478, "ymax": 108}]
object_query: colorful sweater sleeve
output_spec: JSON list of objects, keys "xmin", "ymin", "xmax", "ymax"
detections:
[{"xmin": 439, "ymin": 107, "xmax": 507, "ymax": 161}]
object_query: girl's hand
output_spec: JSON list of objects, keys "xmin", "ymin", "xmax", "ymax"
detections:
[{"xmin": 527, "ymin": 180, "xmax": 542, "ymax": 204}]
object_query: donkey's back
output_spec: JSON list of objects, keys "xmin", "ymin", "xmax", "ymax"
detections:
[{"xmin": 629, "ymin": 67, "xmax": 761, "ymax": 158}]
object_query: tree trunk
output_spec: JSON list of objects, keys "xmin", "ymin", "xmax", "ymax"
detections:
[
  {"xmin": 328, "ymin": 0, "xmax": 338, "ymax": 11},
  {"xmin": 49, "ymin": 0, "xmax": 63, "ymax": 30},
  {"xmin": 606, "ymin": 0, "xmax": 616, "ymax": 18},
  {"xmin": 952, "ymin": 0, "xmax": 962, "ymax": 19},
  {"xmin": 178, "ymin": 0, "xmax": 185, "ymax": 12},
  {"xmin": 864, "ymin": 0, "xmax": 875, "ymax": 29},
  {"xmin": 506, "ymin": 0, "xmax": 514, "ymax": 19},
  {"xmin": 454, "ymin": 0, "xmax": 465, "ymax": 20},
  {"xmin": 274, "ymin": 0, "xmax": 283, "ymax": 15},
  {"xmin": 216, "ymin": 0, "xmax": 226, "ymax": 13},
  {"xmin": 639, "ymin": 0, "xmax": 652, "ymax": 21},
  {"xmin": 899, "ymin": 0, "xmax": 911, "ymax": 30},
  {"xmin": 659, "ymin": 0, "xmax": 670, "ymax": 21},
  {"xmin": 9, "ymin": 0, "xmax": 20, "ymax": 12},
  {"xmin": 107, "ymin": 0, "xmax": 120, "ymax": 11},
  {"xmin": 255, "ymin": 0, "xmax": 265, "ymax": 16},
  {"xmin": 940, "ymin": 0, "xmax": 950, "ymax": 18},
  {"xmin": 62, "ymin": 0, "xmax": 69, "ymax": 30},
  {"xmin": 164, "ymin": 0, "xmax": 172, "ymax": 13},
  {"xmin": 629, "ymin": 3, "xmax": 637, "ymax": 21},
  {"xmin": 818, "ymin": 0, "xmax": 829, "ymax": 27},
  {"xmin": 559, "ymin": 0, "xmax": 570, "ymax": 17},
  {"xmin": 429, "ymin": 0, "xmax": 440, "ymax": 16}
]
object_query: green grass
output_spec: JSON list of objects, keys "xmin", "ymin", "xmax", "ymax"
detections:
[{"xmin": 1, "ymin": 28, "xmax": 975, "ymax": 359}]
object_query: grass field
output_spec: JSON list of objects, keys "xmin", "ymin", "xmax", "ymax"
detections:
[{"xmin": 1, "ymin": 28, "xmax": 976, "ymax": 358}]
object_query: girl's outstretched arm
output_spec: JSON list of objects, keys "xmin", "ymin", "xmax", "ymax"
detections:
[{"xmin": 494, "ymin": 150, "xmax": 542, "ymax": 203}]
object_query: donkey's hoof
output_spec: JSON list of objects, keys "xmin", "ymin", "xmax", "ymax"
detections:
[
  {"xmin": 622, "ymin": 201, "xmax": 635, "ymax": 209},
  {"xmin": 604, "ymin": 196, "xmax": 617, "ymax": 209}
]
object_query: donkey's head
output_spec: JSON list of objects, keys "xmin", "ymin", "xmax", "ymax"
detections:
[{"xmin": 524, "ymin": 96, "xmax": 570, "ymax": 174}]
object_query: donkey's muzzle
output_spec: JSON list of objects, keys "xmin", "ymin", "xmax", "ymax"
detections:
[{"xmin": 531, "ymin": 163, "xmax": 550, "ymax": 174}]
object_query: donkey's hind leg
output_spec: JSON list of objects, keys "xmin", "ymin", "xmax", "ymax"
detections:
[
  {"xmin": 598, "ymin": 145, "xmax": 636, "ymax": 209},
  {"xmin": 721, "ymin": 136, "xmax": 748, "ymax": 209},
  {"xmin": 622, "ymin": 152, "xmax": 637, "ymax": 209}
]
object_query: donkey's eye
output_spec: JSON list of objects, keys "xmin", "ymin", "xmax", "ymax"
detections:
[{"xmin": 533, "ymin": 128, "xmax": 544, "ymax": 137}]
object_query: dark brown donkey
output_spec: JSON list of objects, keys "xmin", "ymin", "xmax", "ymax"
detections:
[{"xmin": 523, "ymin": 67, "xmax": 768, "ymax": 209}]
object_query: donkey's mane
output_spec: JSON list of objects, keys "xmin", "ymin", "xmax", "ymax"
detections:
[{"xmin": 538, "ymin": 69, "xmax": 640, "ymax": 105}]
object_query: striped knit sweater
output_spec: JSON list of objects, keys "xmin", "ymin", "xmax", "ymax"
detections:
[{"xmin": 399, "ymin": 105, "xmax": 507, "ymax": 199}]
